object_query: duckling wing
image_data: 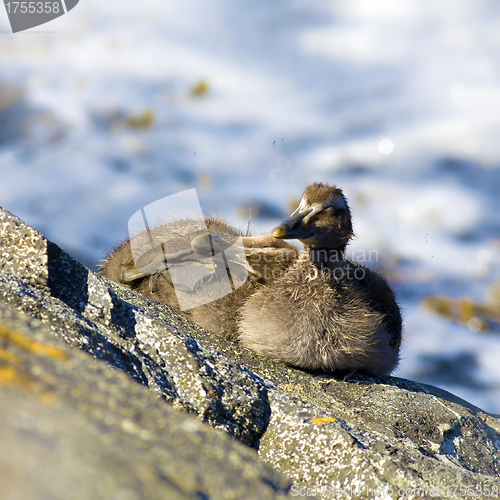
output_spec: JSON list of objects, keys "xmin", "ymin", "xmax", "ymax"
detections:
[{"xmin": 345, "ymin": 260, "xmax": 402, "ymax": 351}]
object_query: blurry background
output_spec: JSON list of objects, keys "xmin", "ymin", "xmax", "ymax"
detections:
[{"xmin": 1, "ymin": 0, "xmax": 500, "ymax": 413}]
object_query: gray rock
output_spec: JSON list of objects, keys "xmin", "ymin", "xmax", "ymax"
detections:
[
  {"xmin": 0, "ymin": 305, "xmax": 290, "ymax": 500},
  {"xmin": 1, "ymin": 206, "xmax": 500, "ymax": 497}
]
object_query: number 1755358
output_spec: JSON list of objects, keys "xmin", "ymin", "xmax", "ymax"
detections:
[{"xmin": 5, "ymin": 2, "xmax": 61, "ymax": 14}]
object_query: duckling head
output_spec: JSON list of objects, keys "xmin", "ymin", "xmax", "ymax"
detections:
[{"xmin": 272, "ymin": 183, "xmax": 353, "ymax": 251}]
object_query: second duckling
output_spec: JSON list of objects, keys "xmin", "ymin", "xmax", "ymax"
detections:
[{"xmin": 100, "ymin": 216, "xmax": 297, "ymax": 340}]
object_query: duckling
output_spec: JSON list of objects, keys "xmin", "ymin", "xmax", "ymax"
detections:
[
  {"xmin": 100, "ymin": 216, "xmax": 298, "ymax": 340},
  {"xmin": 238, "ymin": 183, "xmax": 402, "ymax": 376}
]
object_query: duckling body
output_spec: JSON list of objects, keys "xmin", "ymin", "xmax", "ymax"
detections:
[
  {"xmin": 238, "ymin": 183, "xmax": 402, "ymax": 376},
  {"xmin": 100, "ymin": 216, "xmax": 297, "ymax": 340},
  {"xmin": 100, "ymin": 184, "xmax": 401, "ymax": 376}
]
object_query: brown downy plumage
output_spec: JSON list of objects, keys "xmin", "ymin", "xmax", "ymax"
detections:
[
  {"xmin": 238, "ymin": 183, "xmax": 402, "ymax": 376},
  {"xmin": 99, "ymin": 216, "xmax": 298, "ymax": 340}
]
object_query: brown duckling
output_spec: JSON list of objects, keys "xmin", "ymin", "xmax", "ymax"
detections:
[
  {"xmin": 100, "ymin": 216, "xmax": 297, "ymax": 340},
  {"xmin": 238, "ymin": 183, "xmax": 402, "ymax": 376}
]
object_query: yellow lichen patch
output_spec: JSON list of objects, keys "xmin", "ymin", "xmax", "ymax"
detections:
[
  {"xmin": 0, "ymin": 366, "xmax": 18, "ymax": 385},
  {"xmin": 312, "ymin": 417, "xmax": 336, "ymax": 426},
  {"xmin": 123, "ymin": 109, "xmax": 155, "ymax": 129},
  {"xmin": 41, "ymin": 392, "xmax": 57, "ymax": 406},
  {"xmin": 421, "ymin": 295, "xmax": 500, "ymax": 332},
  {"xmin": 0, "ymin": 366, "xmax": 36, "ymax": 391},
  {"xmin": 278, "ymin": 386, "xmax": 293, "ymax": 394},
  {"xmin": 0, "ymin": 348, "xmax": 19, "ymax": 365},
  {"xmin": 0, "ymin": 324, "xmax": 69, "ymax": 361},
  {"xmin": 0, "ymin": 366, "xmax": 57, "ymax": 405},
  {"xmin": 189, "ymin": 80, "xmax": 209, "ymax": 97}
]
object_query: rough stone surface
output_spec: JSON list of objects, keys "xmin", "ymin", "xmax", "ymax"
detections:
[
  {"xmin": 0, "ymin": 209, "xmax": 269, "ymax": 448},
  {"xmin": 1, "ymin": 206, "xmax": 500, "ymax": 498},
  {"xmin": 0, "ymin": 303, "xmax": 290, "ymax": 500}
]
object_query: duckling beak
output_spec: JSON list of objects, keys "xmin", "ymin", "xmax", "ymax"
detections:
[{"xmin": 272, "ymin": 207, "xmax": 313, "ymax": 240}]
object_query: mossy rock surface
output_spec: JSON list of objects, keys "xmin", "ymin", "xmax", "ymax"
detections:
[{"xmin": 1, "ymin": 206, "xmax": 500, "ymax": 498}]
